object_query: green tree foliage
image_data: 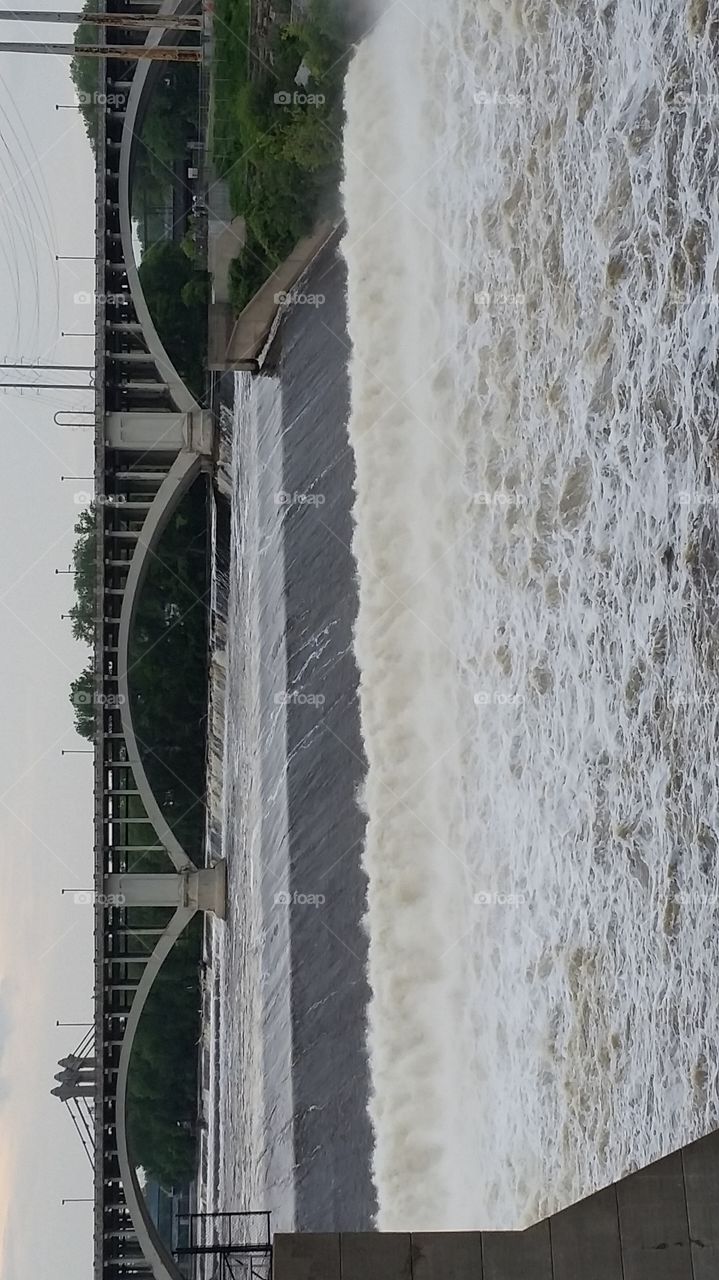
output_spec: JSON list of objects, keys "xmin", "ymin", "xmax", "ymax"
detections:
[
  {"xmin": 128, "ymin": 478, "xmax": 209, "ymax": 862},
  {"xmin": 127, "ymin": 919, "xmax": 203, "ymax": 1188},
  {"xmin": 69, "ymin": 506, "xmax": 97, "ymax": 645},
  {"xmin": 138, "ymin": 242, "xmax": 208, "ymax": 399},
  {"xmin": 131, "ymin": 65, "xmax": 201, "ymax": 255},
  {"xmin": 228, "ymin": 247, "xmax": 272, "ymax": 314},
  {"xmin": 125, "ymin": 485, "xmax": 210, "ymax": 1188},
  {"xmin": 212, "ymin": 0, "xmax": 352, "ymax": 312},
  {"xmin": 70, "ymin": 0, "xmax": 101, "ymax": 150},
  {"xmin": 70, "ymin": 662, "xmax": 95, "ymax": 740}
]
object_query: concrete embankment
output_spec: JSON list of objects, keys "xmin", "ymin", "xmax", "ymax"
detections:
[
  {"xmin": 273, "ymin": 1127, "xmax": 719, "ymax": 1279},
  {"xmin": 208, "ymin": 222, "xmax": 339, "ymax": 372}
]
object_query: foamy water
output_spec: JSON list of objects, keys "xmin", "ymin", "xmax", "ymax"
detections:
[
  {"xmin": 203, "ymin": 378, "xmax": 296, "ymax": 1231},
  {"xmin": 343, "ymin": 0, "xmax": 719, "ymax": 1230}
]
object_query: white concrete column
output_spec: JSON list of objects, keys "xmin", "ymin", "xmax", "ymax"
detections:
[
  {"xmin": 104, "ymin": 863, "xmax": 226, "ymax": 917},
  {"xmin": 104, "ymin": 411, "xmax": 186, "ymax": 451}
]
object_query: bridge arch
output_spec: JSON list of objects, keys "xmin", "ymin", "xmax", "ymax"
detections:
[
  {"xmin": 114, "ymin": 904, "xmax": 197, "ymax": 1280},
  {"xmin": 102, "ymin": 449, "xmax": 218, "ymax": 1280},
  {"xmin": 117, "ymin": 448, "xmax": 205, "ymax": 874},
  {"xmin": 117, "ymin": 0, "xmax": 203, "ymax": 416}
]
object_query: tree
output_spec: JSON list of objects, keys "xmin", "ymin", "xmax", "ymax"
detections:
[
  {"xmin": 138, "ymin": 241, "xmax": 208, "ymax": 398},
  {"xmin": 68, "ymin": 506, "xmax": 97, "ymax": 645},
  {"xmin": 70, "ymin": 663, "xmax": 95, "ymax": 740},
  {"xmin": 70, "ymin": 0, "xmax": 101, "ymax": 150}
]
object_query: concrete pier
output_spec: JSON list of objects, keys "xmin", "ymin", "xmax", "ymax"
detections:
[
  {"xmin": 104, "ymin": 864, "xmax": 227, "ymax": 916},
  {"xmin": 273, "ymin": 1128, "xmax": 719, "ymax": 1280},
  {"xmin": 208, "ymin": 222, "xmax": 339, "ymax": 372}
]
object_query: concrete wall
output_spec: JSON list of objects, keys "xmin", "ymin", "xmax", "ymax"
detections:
[
  {"xmin": 207, "ymin": 222, "xmax": 338, "ymax": 371},
  {"xmin": 273, "ymin": 1129, "xmax": 719, "ymax": 1280}
]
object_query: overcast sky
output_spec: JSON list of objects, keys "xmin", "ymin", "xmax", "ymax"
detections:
[{"xmin": 0, "ymin": 7, "xmax": 99, "ymax": 1275}]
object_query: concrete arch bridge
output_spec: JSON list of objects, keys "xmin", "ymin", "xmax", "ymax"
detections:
[{"xmin": 58, "ymin": 5, "xmax": 228, "ymax": 1280}]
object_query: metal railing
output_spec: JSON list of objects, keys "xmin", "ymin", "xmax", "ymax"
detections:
[{"xmin": 175, "ymin": 1211, "xmax": 272, "ymax": 1280}]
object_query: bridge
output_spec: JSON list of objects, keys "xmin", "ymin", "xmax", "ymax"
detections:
[
  {"xmin": 52, "ymin": 3, "xmax": 231, "ymax": 1280},
  {"xmin": 52, "ymin": 3, "xmax": 719, "ymax": 1279}
]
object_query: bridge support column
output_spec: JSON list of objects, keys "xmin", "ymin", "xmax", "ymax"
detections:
[
  {"xmin": 104, "ymin": 409, "xmax": 214, "ymax": 459},
  {"xmin": 105, "ymin": 412, "xmax": 186, "ymax": 451},
  {"xmin": 184, "ymin": 408, "xmax": 214, "ymax": 459},
  {"xmin": 104, "ymin": 862, "xmax": 226, "ymax": 917}
]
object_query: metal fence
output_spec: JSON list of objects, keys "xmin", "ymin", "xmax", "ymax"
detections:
[{"xmin": 175, "ymin": 1211, "xmax": 273, "ymax": 1280}]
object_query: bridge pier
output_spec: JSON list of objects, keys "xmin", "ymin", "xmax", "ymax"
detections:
[
  {"xmin": 104, "ymin": 408, "xmax": 213, "ymax": 457},
  {"xmin": 104, "ymin": 862, "xmax": 226, "ymax": 917}
]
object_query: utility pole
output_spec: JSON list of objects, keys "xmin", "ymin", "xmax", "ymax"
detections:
[
  {"xmin": 0, "ymin": 383, "xmax": 92, "ymax": 389},
  {"xmin": 0, "ymin": 361, "xmax": 94, "ymax": 391},
  {"xmin": 0, "ymin": 11, "xmax": 202, "ymax": 31},
  {"xmin": 0, "ymin": 41, "xmax": 202, "ymax": 61},
  {"xmin": 0, "ymin": 362, "xmax": 93, "ymax": 370},
  {"xmin": 0, "ymin": 7, "xmax": 203, "ymax": 60}
]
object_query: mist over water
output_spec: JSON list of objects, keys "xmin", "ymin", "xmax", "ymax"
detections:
[{"xmin": 343, "ymin": 0, "xmax": 719, "ymax": 1230}]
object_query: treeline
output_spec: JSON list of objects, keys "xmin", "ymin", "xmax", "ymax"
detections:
[{"xmin": 212, "ymin": 0, "xmax": 358, "ymax": 312}]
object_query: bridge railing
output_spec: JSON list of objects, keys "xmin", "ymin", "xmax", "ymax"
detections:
[{"xmin": 174, "ymin": 1212, "xmax": 272, "ymax": 1280}]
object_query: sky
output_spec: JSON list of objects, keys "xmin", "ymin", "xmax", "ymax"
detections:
[{"xmin": 0, "ymin": 6, "xmax": 100, "ymax": 1276}]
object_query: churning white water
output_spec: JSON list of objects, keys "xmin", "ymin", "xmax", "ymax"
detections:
[
  {"xmin": 343, "ymin": 0, "xmax": 719, "ymax": 1231},
  {"xmin": 203, "ymin": 377, "xmax": 296, "ymax": 1231}
]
